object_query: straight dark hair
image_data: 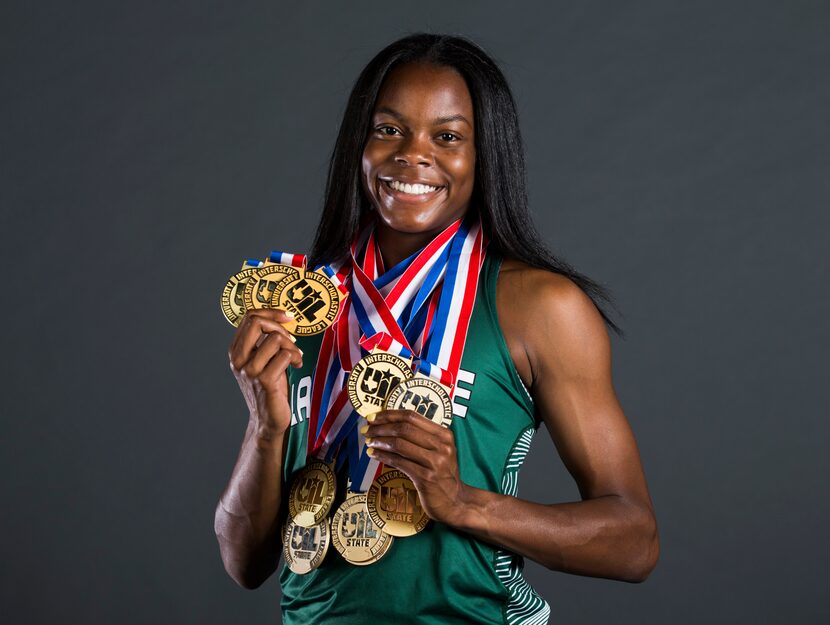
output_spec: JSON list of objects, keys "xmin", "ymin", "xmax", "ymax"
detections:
[{"xmin": 310, "ymin": 33, "xmax": 623, "ymax": 336}]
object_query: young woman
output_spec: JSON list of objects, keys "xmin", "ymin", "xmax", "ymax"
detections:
[{"xmin": 215, "ymin": 33, "xmax": 658, "ymax": 624}]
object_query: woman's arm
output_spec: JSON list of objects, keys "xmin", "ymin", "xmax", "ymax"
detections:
[
  {"xmin": 214, "ymin": 309, "xmax": 303, "ymax": 589},
  {"xmin": 214, "ymin": 422, "xmax": 287, "ymax": 589},
  {"xmin": 362, "ymin": 262, "xmax": 659, "ymax": 582}
]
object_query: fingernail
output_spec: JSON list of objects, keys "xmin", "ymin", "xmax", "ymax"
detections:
[
  {"xmin": 285, "ymin": 310, "xmax": 295, "ymax": 319},
  {"xmin": 288, "ymin": 334, "xmax": 297, "ymax": 343},
  {"xmin": 298, "ymin": 348, "xmax": 304, "ymax": 355},
  {"xmin": 359, "ymin": 425, "xmax": 368, "ymax": 435},
  {"xmin": 366, "ymin": 413, "xmax": 377, "ymax": 422},
  {"xmin": 365, "ymin": 437, "xmax": 373, "ymax": 445},
  {"xmin": 366, "ymin": 447, "xmax": 375, "ymax": 456}
]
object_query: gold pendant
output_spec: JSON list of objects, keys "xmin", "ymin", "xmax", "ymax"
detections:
[
  {"xmin": 384, "ymin": 374, "xmax": 453, "ymax": 429},
  {"xmin": 347, "ymin": 350, "xmax": 413, "ymax": 417},
  {"xmin": 282, "ymin": 515, "xmax": 330, "ymax": 575},
  {"xmin": 220, "ymin": 263, "xmax": 262, "ymax": 327},
  {"xmin": 331, "ymin": 491, "xmax": 394, "ymax": 566},
  {"xmin": 365, "ymin": 467, "xmax": 429, "ymax": 538},
  {"xmin": 287, "ymin": 460, "xmax": 337, "ymax": 527},
  {"xmin": 242, "ymin": 262, "xmax": 301, "ymax": 313},
  {"xmin": 271, "ymin": 267, "xmax": 343, "ymax": 335}
]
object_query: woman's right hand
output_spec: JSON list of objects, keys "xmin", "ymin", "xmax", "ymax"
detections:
[{"xmin": 228, "ymin": 308, "xmax": 304, "ymax": 439}]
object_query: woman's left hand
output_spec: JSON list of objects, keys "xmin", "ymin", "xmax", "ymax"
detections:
[{"xmin": 362, "ymin": 409, "xmax": 469, "ymax": 527}]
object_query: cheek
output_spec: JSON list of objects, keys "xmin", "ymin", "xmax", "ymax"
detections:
[
  {"xmin": 361, "ymin": 149, "xmax": 373, "ymax": 180},
  {"xmin": 446, "ymin": 150, "xmax": 475, "ymax": 192}
]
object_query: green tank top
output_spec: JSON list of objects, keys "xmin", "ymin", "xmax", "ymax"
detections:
[{"xmin": 281, "ymin": 252, "xmax": 551, "ymax": 625}]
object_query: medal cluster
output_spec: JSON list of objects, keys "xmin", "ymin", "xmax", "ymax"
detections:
[
  {"xmin": 282, "ymin": 346, "xmax": 454, "ymax": 573},
  {"xmin": 222, "ymin": 216, "xmax": 485, "ymax": 575},
  {"xmin": 220, "ymin": 253, "xmax": 344, "ymax": 335}
]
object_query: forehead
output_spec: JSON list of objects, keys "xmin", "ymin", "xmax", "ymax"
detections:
[{"xmin": 373, "ymin": 62, "xmax": 474, "ymax": 122}]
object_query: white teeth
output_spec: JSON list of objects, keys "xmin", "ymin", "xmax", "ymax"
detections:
[{"xmin": 388, "ymin": 180, "xmax": 439, "ymax": 195}]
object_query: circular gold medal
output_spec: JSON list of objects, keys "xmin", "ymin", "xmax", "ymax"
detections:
[
  {"xmin": 220, "ymin": 265, "xmax": 262, "ymax": 327},
  {"xmin": 287, "ymin": 461, "xmax": 337, "ymax": 527},
  {"xmin": 282, "ymin": 516, "xmax": 330, "ymax": 575},
  {"xmin": 347, "ymin": 351, "xmax": 413, "ymax": 417},
  {"xmin": 271, "ymin": 269, "xmax": 342, "ymax": 335},
  {"xmin": 385, "ymin": 376, "xmax": 453, "ymax": 428},
  {"xmin": 365, "ymin": 468, "xmax": 429, "ymax": 537},
  {"xmin": 242, "ymin": 264, "xmax": 300, "ymax": 313},
  {"xmin": 331, "ymin": 492, "xmax": 394, "ymax": 566}
]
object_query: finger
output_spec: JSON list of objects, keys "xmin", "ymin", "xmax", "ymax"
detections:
[
  {"xmin": 364, "ymin": 414, "xmax": 445, "ymax": 451},
  {"xmin": 246, "ymin": 332, "xmax": 303, "ymax": 377},
  {"xmin": 365, "ymin": 435, "xmax": 433, "ymax": 469},
  {"xmin": 229, "ymin": 308, "xmax": 296, "ymax": 354},
  {"xmin": 366, "ymin": 449, "xmax": 425, "ymax": 483},
  {"xmin": 229, "ymin": 313, "xmax": 296, "ymax": 370},
  {"xmin": 260, "ymin": 348, "xmax": 304, "ymax": 388},
  {"xmin": 367, "ymin": 410, "xmax": 450, "ymax": 441}
]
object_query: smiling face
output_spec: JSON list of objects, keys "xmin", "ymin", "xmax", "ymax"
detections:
[{"xmin": 361, "ymin": 62, "xmax": 476, "ymax": 260}]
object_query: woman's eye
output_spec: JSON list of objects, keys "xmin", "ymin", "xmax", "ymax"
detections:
[
  {"xmin": 378, "ymin": 126, "xmax": 400, "ymax": 136},
  {"xmin": 439, "ymin": 132, "xmax": 459, "ymax": 142}
]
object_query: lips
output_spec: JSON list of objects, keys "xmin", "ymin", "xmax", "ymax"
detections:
[
  {"xmin": 380, "ymin": 175, "xmax": 444, "ymax": 188},
  {"xmin": 380, "ymin": 178, "xmax": 446, "ymax": 204}
]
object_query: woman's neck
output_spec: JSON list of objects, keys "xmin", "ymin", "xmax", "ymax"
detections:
[{"xmin": 375, "ymin": 223, "xmax": 441, "ymax": 269}]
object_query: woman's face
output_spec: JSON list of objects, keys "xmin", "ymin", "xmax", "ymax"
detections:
[{"xmin": 361, "ymin": 62, "xmax": 476, "ymax": 238}]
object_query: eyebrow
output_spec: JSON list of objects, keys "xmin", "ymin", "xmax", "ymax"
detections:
[{"xmin": 374, "ymin": 106, "xmax": 472, "ymax": 127}]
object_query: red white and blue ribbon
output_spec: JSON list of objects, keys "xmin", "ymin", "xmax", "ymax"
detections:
[
  {"xmin": 305, "ymin": 213, "xmax": 486, "ymax": 491},
  {"xmin": 267, "ymin": 250, "xmax": 306, "ymax": 269}
]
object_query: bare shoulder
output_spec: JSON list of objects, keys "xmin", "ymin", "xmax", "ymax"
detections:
[{"xmin": 496, "ymin": 257, "xmax": 611, "ymax": 387}]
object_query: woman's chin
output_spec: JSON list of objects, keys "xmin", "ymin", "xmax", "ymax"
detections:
[{"xmin": 374, "ymin": 210, "xmax": 443, "ymax": 236}]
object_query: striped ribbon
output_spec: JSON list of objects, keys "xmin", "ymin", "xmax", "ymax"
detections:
[
  {"xmin": 267, "ymin": 250, "xmax": 306, "ymax": 268},
  {"xmin": 304, "ymin": 213, "xmax": 487, "ymax": 491}
]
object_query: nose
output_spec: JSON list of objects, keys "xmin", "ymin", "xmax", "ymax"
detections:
[{"xmin": 394, "ymin": 133, "xmax": 432, "ymax": 167}]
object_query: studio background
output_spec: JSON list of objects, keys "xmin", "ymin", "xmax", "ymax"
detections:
[{"xmin": 2, "ymin": 1, "xmax": 827, "ymax": 623}]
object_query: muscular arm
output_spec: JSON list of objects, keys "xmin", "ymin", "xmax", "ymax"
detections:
[
  {"xmin": 455, "ymin": 262, "xmax": 659, "ymax": 581},
  {"xmin": 214, "ymin": 309, "xmax": 302, "ymax": 589},
  {"xmin": 364, "ymin": 261, "xmax": 658, "ymax": 582},
  {"xmin": 214, "ymin": 423, "xmax": 286, "ymax": 589}
]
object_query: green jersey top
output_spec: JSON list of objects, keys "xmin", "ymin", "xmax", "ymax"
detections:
[{"xmin": 281, "ymin": 252, "xmax": 551, "ymax": 625}]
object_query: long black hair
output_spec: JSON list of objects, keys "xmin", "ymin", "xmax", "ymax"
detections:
[{"xmin": 309, "ymin": 33, "xmax": 623, "ymax": 336}]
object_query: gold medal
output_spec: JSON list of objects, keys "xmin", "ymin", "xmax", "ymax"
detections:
[
  {"xmin": 365, "ymin": 467, "xmax": 429, "ymax": 537},
  {"xmin": 347, "ymin": 350, "xmax": 413, "ymax": 417},
  {"xmin": 271, "ymin": 267, "xmax": 343, "ymax": 335},
  {"xmin": 287, "ymin": 460, "xmax": 337, "ymax": 527},
  {"xmin": 331, "ymin": 491, "xmax": 394, "ymax": 566},
  {"xmin": 242, "ymin": 262, "xmax": 301, "ymax": 313},
  {"xmin": 220, "ymin": 261, "xmax": 262, "ymax": 327},
  {"xmin": 282, "ymin": 516, "xmax": 330, "ymax": 575},
  {"xmin": 385, "ymin": 374, "xmax": 454, "ymax": 429}
]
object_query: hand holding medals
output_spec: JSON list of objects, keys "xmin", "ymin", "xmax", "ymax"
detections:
[
  {"xmin": 220, "ymin": 251, "xmax": 347, "ymax": 334},
  {"xmin": 224, "ymin": 217, "xmax": 485, "ymax": 575},
  {"xmin": 362, "ymin": 404, "xmax": 466, "ymax": 531}
]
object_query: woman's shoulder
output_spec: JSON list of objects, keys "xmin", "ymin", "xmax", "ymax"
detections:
[
  {"xmin": 496, "ymin": 256, "xmax": 595, "ymax": 316},
  {"xmin": 495, "ymin": 256, "xmax": 611, "ymax": 386}
]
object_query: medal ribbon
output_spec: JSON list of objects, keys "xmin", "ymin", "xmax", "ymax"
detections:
[
  {"xmin": 308, "ymin": 220, "xmax": 459, "ymax": 462},
  {"xmin": 305, "ymin": 214, "xmax": 486, "ymax": 492},
  {"xmin": 267, "ymin": 250, "xmax": 306, "ymax": 268}
]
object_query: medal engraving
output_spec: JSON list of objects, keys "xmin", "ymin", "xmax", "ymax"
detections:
[
  {"xmin": 272, "ymin": 269, "xmax": 342, "ymax": 335},
  {"xmin": 385, "ymin": 375, "xmax": 453, "ymax": 428},
  {"xmin": 347, "ymin": 352, "xmax": 413, "ymax": 417},
  {"xmin": 220, "ymin": 265, "xmax": 261, "ymax": 326},
  {"xmin": 331, "ymin": 492, "xmax": 394, "ymax": 565},
  {"xmin": 287, "ymin": 461, "xmax": 337, "ymax": 527},
  {"xmin": 282, "ymin": 517, "xmax": 330, "ymax": 575},
  {"xmin": 365, "ymin": 468, "xmax": 429, "ymax": 537},
  {"xmin": 242, "ymin": 264, "xmax": 300, "ymax": 313}
]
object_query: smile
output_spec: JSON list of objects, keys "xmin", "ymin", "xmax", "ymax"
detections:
[{"xmin": 381, "ymin": 179, "xmax": 446, "ymax": 203}]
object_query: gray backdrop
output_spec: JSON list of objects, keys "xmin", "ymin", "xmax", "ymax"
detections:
[{"xmin": 2, "ymin": 1, "xmax": 827, "ymax": 623}]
